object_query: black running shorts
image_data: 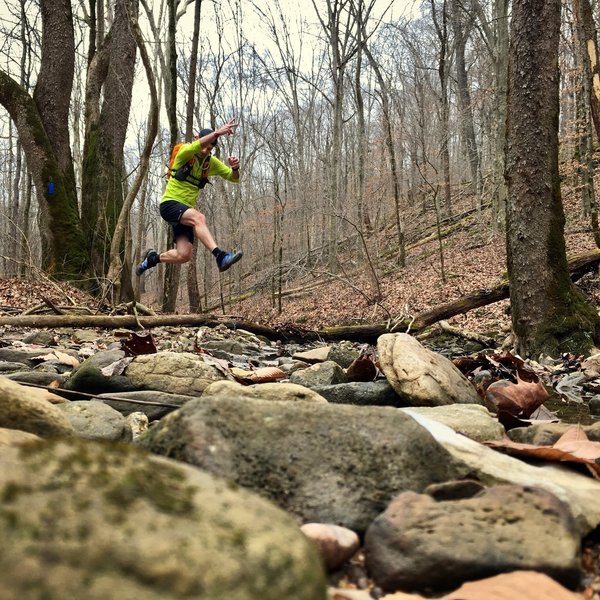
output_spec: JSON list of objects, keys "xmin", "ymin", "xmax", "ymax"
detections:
[{"xmin": 160, "ymin": 200, "xmax": 194, "ymax": 244}]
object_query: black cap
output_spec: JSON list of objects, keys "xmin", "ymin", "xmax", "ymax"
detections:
[{"xmin": 199, "ymin": 128, "xmax": 217, "ymax": 147}]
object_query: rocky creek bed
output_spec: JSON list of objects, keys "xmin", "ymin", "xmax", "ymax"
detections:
[{"xmin": 0, "ymin": 322, "xmax": 599, "ymax": 599}]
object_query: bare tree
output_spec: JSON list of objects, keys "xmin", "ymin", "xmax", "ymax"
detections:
[
  {"xmin": 450, "ymin": 0, "xmax": 481, "ymax": 196},
  {"xmin": 430, "ymin": 0, "xmax": 452, "ymax": 216},
  {"xmin": 81, "ymin": 0, "xmax": 139, "ymax": 296},
  {"xmin": 0, "ymin": 0, "xmax": 90, "ymax": 280},
  {"xmin": 104, "ymin": 18, "xmax": 159, "ymax": 303},
  {"xmin": 506, "ymin": 0, "xmax": 600, "ymax": 356},
  {"xmin": 572, "ymin": 0, "xmax": 600, "ymax": 247}
]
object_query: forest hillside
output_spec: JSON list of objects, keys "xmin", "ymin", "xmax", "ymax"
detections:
[
  {"xmin": 130, "ymin": 169, "xmax": 599, "ymax": 342},
  {"xmin": 4, "ymin": 176, "xmax": 599, "ymax": 346}
]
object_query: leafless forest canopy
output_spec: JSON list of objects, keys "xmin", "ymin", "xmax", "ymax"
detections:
[{"xmin": 0, "ymin": 0, "xmax": 596, "ymax": 319}]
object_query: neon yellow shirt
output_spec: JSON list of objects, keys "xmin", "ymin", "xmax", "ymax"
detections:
[{"xmin": 161, "ymin": 139, "xmax": 238, "ymax": 209}]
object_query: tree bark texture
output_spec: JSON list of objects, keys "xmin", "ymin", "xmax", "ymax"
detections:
[
  {"xmin": 0, "ymin": 74, "xmax": 89, "ymax": 280},
  {"xmin": 81, "ymin": 0, "xmax": 139, "ymax": 277},
  {"xmin": 573, "ymin": 0, "xmax": 600, "ymax": 142},
  {"xmin": 162, "ymin": 0, "xmax": 182, "ymax": 313},
  {"xmin": 505, "ymin": 0, "xmax": 600, "ymax": 357},
  {"xmin": 451, "ymin": 0, "xmax": 481, "ymax": 195}
]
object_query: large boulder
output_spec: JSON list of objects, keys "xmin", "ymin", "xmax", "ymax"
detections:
[
  {"xmin": 365, "ymin": 485, "xmax": 581, "ymax": 594},
  {"xmin": 407, "ymin": 411, "xmax": 600, "ymax": 535},
  {"xmin": 0, "ymin": 376, "xmax": 75, "ymax": 437},
  {"xmin": 377, "ymin": 333, "xmax": 485, "ymax": 406},
  {"xmin": 0, "ymin": 438, "xmax": 326, "ymax": 599},
  {"xmin": 136, "ymin": 397, "xmax": 468, "ymax": 533}
]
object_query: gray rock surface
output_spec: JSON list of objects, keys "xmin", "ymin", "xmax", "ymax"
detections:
[
  {"xmin": 365, "ymin": 485, "xmax": 581, "ymax": 594},
  {"xmin": 406, "ymin": 411, "xmax": 600, "ymax": 535},
  {"xmin": 508, "ymin": 421, "xmax": 600, "ymax": 444},
  {"xmin": 56, "ymin": 400, "xmax": 132, "ymax": 442},
  {"xmin": 400, "ymin": 404, "xmax": 505, "ymax": 442},
  {"xmin": 125, "ymin": 352, "xmax": 230, "ymax": 395},
  {"xmin": 0, "ymin": 426, "xmax": 41, "ymax": 447},
  {"xmin": 98, "ymin": 390, "xmax": 197, "ymax": 420},
  {"xmin": 0, "ymin": 361, "xmax": 29, "ymax": 373},
  {"xmin": 312, "ymin": 381, "xmax": 405, "ymax": 407},
  {"xmin": 66, "ymin": 350, "xmax": 138, "ymax": 394},
  {"xmin": 0, "ymin": 438, "xmax": 326, "ymax": 599},
  {"xmin": 377, "ymin": 333, "xmax": 484, "ymax": 406},
  {"xmin": 290, "ymin": 360, "xmax": 348, "ymax": 387},
  {"xmin": 0, "ymin": 376, "xmax": 75, "ymax": 437},
  {"xmin": 0, "ymin": 347, "xmax": 59, "ymax": 367},
  {"xmin": 202, "ymin": 380, "xmax": 328, "ymax": 403},
  {"xmin": 136, "ymin": 397, "xmax": 468, "ymax": 533},
  {"xmin": 7, "ymin": 371, "xmax": 66, "ymax": 386}
]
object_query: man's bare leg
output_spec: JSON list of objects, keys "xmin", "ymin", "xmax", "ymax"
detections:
[
  {"xmin": 180, "ymin": 207, "xmax": 242, "ymax": 272},
  {"xmin": 180, "ymin": 208, "xmax": 217, "ymax": 251},
  {"xmin": 158, "ymin": 238, "xmax": 193, "ymax": 264}
]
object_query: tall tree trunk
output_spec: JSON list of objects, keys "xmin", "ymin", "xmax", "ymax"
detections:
[
  {"xmin": 364, "ymin": 45, "xmax": 405, "ymax": 268},
  {"xmin": 162, "ymin": 0, "xmax": 182, "ymax": 313},
  {"xmin": 81, "ymin": 0, "xmax": 139, "ymax": 283},
  {"xmin": 573, "ymin": 0, "xmax": 600, "ymax": 247},
  {"xmin": 492, "ymin": 0, "xmax": 509, "ymax": 231},
  {"xmin": 574, "ymin": 0, "xmax": 600, "ymax": 141},
  {"xmin": 506, "ymin": 0, "xmax": 600, "ymax": 356},
  {"xmin": 104, "ymin": 15, "xmax": 159, "ymax": 304},
  {"xmin": 186, "ymin": 0, "xmax": 203, "ymax": 313},
  {"xmin": 451, "ymin": 0, "xmax": 481, "ymax": 196},
  {"xmin": 432, "ymin": 0, "xmax": 452, "ymax": 216},
  {"xmin": 0, "ymin": 0, "xmax": 90, "ymax": 281}
]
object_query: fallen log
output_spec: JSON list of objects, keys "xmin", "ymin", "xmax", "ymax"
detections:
[
  {"xmin": 312, "ymin": 248, "xmax": 600, "ymax": 343},
  {"xmin": 0, "ymin": 313, "xmax": 298, "ymax": 341},
  {"xmin": 1, "ymin": 249, "xmax": 599, "ymax": 344}
]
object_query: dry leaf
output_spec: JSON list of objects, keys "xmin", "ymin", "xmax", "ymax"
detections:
[
  {"xmin": 485, "ymin": 375, "xmax": 549, "ymax": 418},
  {"xmin": 553, "ymin": 426, "xmax": 600, "ymax": 460},
  {"xmin": 230, "ymin": 367, "xmax": 254, "ymax": 379},
  {"xmin": 51, "ymin": 350, "xmax": 80, "ymax": 368},
  {"xmin": 438, "ymin": 570, "xmax": 581, "ymax": 600},
  {"xmin": 345, "ymin": 356, "xmax": 377, "ymax": 382},
  {"xmin": 199, "ymin": 353, "xmax": 231, "ymax": 375},
  {"xmin": 231, "ymin": 366, "xmax": 286, "ymax": 383},
  {"xmin": 121, "ymin": 333, "xmax": 157, "ymax": 356},
  {"xmin": 486, "ymin": 426, "xmax": 600, "ymax": 478},
  {"xmin": 33, "ymin": 351, "xmax": 79, "ymax": 369},
  {"xmin": 100, "ymin": 357, "xmax": 134, "ymax": 377}
]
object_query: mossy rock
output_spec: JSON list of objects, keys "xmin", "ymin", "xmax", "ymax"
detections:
[{"xmin": 0, "ymin": 439, "xmax": 326, "ymax": 599}]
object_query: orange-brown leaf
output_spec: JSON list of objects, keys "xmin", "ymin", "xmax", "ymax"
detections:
[
  {"xmin": 485, "ymin": 376, "xmax": 549, "ymax": 418},
  {"xmin": 439, "ymin": 570, "xmax": 581, "ymax": 600},
  {"xmin": 231, "ymin": 366, "xmax": 287, "ymax": 383},
  {"xmin": 486, "ymin": 426, "xmax": 600, "ymax": 478},
  {"xmin": 345, "ymin": 356, "xmax": 377, "ymax": 382}
]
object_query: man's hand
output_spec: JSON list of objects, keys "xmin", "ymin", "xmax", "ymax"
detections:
[
  {"xmin": 228, "ymin": 155, "xmax": 240, "ymax": 170},
  {"xmin": 218, "ymin": 118, "xmax": 237, "ymax": 137}
]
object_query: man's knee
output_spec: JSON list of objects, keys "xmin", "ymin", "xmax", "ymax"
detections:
[{"xmin": 182, "ymin": 209, "xmax": 206, "ymax": 227}]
